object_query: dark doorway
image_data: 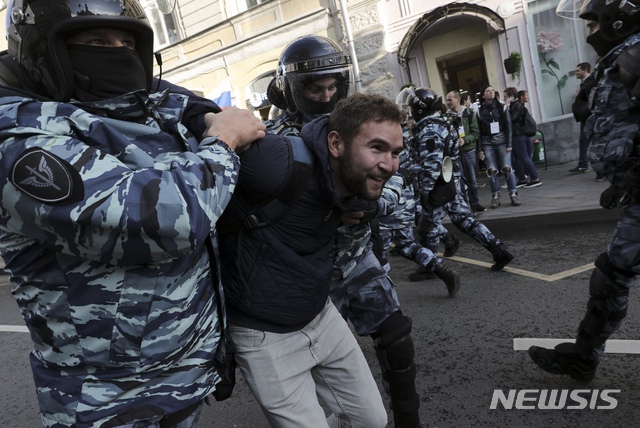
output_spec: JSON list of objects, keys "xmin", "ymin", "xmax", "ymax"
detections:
[{"xmin": 439, "ymin": 47, "xmax": 488, "ymax": 99}]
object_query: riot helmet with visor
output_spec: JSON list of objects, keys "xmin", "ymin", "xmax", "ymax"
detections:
[{"xmin": 267, "ymin": 35, "xmax": 352, "ymax": 122}]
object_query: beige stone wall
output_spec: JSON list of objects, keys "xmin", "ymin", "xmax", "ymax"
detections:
[{"xmin": 158, "ymin": 0, "xmax": 336, "ymax": 106}]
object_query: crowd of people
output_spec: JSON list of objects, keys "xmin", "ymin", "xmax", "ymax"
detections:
[{"xmin": 0, "ymin": 0, "xmax": 637, "ymax": 427}]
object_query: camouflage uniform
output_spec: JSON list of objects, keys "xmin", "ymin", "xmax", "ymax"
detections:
[
  {"xmin": 379, "ymin": 171, "xmax": 439, "ymax": 271},
  {"xmin": 378, "ymin": 128, "xmax": 440, "ymax": 274},
  {"xmin": 0, "ymin": 89, "xmax": 236, "ymax": 427},
  {"xmin": 414, "ymin": 114, "xmax": 506, "ymax": 259},
  {"xmin": 574, "ymin": 33, "xmax": 640, "ymax": 360},
  {"xmin": 411, "ymin": 113, "xmax": 457, "ymax": 252}
]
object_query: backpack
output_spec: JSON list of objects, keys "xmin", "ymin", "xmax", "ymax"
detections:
[
  {"xmin": 522, "ymin": 107, "xmax": 537, "ymax": 137},
  {"xmin": 219, "ymin": 135, "xmax": 315, "ymax": 233}
]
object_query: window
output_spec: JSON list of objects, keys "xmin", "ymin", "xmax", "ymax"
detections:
[
  {"xmin": 141, "ymin": 0, "xmax": 183, "ymax": 48},
  {"xmin": 526, "ymin": 0, "xmax": 598, "ymax": 120},
  {"xmin": 236, "ymin": 0, "xmax": 269, "ymax": 13}
]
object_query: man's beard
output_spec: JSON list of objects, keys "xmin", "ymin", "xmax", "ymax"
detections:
[{"xmin": 337, "ymin": 148, "xmax": 390, "ymax": 200}]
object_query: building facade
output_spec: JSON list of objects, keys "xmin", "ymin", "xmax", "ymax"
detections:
[{"xmin": 0, "ymin": 1, "xmax": 598, "ymax": 165}]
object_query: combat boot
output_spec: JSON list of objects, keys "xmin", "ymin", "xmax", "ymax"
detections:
[
  {"xmin": 528, "ymin": 342, "xmax": 599, "ymax": 383},
  {"xmin": 489, "ymin": 243, "xmax": 514, "ymax": 271},
  {"xmin": 408, "ymin": 266, "xmax": 438, "ymax": 281},
  {"xmin": 442, "ymin": 232, "xmax": 461, "ymax": 257},
  {"xmin": 433, "ymin": 264, "xmax": 460, "ymax": 298}
]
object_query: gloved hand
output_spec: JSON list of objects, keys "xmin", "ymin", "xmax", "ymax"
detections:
[
  {"xmin": 340, "ymin": 197, "xmax": 379, "ymax": 223},
  {"xmin": 599, "ymin": 185, "xmax": 626, "ymax": 209},
  {"xmin": 212, "ymin": 351, "xmax": 237, "ymax": 402}
]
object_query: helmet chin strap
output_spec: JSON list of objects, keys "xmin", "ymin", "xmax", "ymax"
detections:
[{"xmin": 154, "ymin": 52, "xmax": 163, "ymax": 93}]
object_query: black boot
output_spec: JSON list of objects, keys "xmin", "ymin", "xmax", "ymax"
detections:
[
  {"xmin": 528, "ymin": 342, "xmax": 599, "ymax": 383},
  {"xmin": 442, "ymin": 232, "xmax": 461, "ymax": 257},
  {"xmin": 408, "ymin": 265, "xmax": 438, "ymax": 281},
  {"xmin": 489, "ymin": 243, "xmax": 514, "ymax": 271},
  {"xmin": 433, "ymin": 263, "xmax": 461, "ymax": 298}
]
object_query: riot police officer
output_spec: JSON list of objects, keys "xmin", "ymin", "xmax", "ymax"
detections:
[
  {"xmin": 0, "ymin": 1, "xmax": 264, "ymax": 426},
  {"xmin": 529, "ymin": 0, "xmax": 640, "ymax": 382}
]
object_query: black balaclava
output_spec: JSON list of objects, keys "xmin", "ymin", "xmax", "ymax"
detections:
[
  {"xmin": 67, "ymin": 45, "xmax": 148, "ymax": 102},
  {"xmin": 586, "ymin": 30, "xmax": 624, "ymax": 58}
]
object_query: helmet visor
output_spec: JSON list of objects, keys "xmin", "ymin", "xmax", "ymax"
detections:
[
  {"xmin": 556, "ymin": 0, "xmax": 585, "ymax": 19},
  {"xmin": 283, "ymin": 53, "xmax": 351, "ymax": 73},
  {"xmin": 288, "ymin": 68, "xmax": 351, "ymax": 118}
]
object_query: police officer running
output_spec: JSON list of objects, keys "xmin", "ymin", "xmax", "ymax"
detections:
[{"xmin": 529, "ymin": 0, "xmax": 640, "ymax": 382}]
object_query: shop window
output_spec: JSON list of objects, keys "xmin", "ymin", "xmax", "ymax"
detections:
[{"xmin": 526, "ymin": 0, "xmax": 598, "ymax": 120}]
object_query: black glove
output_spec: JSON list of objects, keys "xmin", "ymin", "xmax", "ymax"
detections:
[
  {"xmin": 599, "ymin": 185, "xmax": 626, "ymax": 209},
  {"xmin": 212, "ymin": 351, "xmax": 237, "ymax": 402},
  {"xmin": 340, "ymin": 197, "xmax": 379, "ymax": 222}
]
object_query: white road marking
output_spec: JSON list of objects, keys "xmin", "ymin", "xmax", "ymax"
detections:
[
  {"xmin": 514, "ymin": 338, "xmax": 640, "ymax": 354},
  {"xmin": 0, "ymin": 325, "xmax": 28, "ymax": 333}
]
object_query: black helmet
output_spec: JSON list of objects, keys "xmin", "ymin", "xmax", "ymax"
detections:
[
  {"xmin": 7, "ymin": 0, "xmax": 154, "ymax": 101},
  {"xmin": 266, "ymin": 35, "xmax": 352, "ymax": 120},
  {"xmin": 557, "ymin": 0, "xmax": 640, "ymax": 41},
  {"xmin": 407, "ymin": 88, "xmax": 442, "ymax": 121},
  {"xmin": 580, "ymin": 0, "xmax": 640, "ymax": 41}
]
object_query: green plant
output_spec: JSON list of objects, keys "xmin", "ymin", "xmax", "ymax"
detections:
[{"xmin": 504, "ymin": 51, "xmax": 522, "ymax": 84}]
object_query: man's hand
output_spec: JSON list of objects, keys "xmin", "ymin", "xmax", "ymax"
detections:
[
  {"xmin": 600, "ymin": 185, "xmax": 626, "ymax": 209},
  {"xmin": 202, "ymin": 108, "xmax": 266, "ymax": 153},
  {"xmin": 341, "ymin": 210, "xmax": 365, "ymax": 226}
]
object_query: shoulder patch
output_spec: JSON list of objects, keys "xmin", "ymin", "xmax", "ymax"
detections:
[{"xmin": 10, "ymin": 148, "xmax": 84, "ymax": 205}]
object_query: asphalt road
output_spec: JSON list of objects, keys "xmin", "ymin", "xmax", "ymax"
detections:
[{"xmin": 1, "ymin": 208, "xmax": 637, "ymax": 428}]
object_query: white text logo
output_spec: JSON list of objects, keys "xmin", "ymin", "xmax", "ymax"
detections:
[{"xmin": 490, "ymin": 389, "xmax": 620, "ymax": 410}]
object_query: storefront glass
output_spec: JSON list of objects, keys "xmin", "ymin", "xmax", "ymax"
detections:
[{"xmin": 526, "ymin": 0, "xmax": 598, "ymax": 120}]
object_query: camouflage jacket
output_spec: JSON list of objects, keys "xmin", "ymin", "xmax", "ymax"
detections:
[
  {"xmin": 264, "ymin": 109, "xmax": 304, "ymax": 136},
  {"xmin": 412, "ymin": 113, "xmax": 456, "ymax": 205},
  {"xmin": 0, "ymin": 88, "xmax": 237, "ymax": 427},
  {"xmin": 379, "ymin": 171, "xmax": 436, "ymax": 268},
  {"xmin": 586, "ymin": 33, "xmax": 640, "ymax": 187}
]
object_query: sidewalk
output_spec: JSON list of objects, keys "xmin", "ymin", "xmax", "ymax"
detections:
[{"xmin": 463, "ymin": 163, "xmax": 610, "ymax": 221}]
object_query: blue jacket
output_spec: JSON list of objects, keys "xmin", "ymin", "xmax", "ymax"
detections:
[{"xmin": 219, "ymin": 116, "xmax": 344, "ymax": 333}]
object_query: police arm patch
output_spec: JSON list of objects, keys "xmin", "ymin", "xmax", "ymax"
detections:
[{"xmin": 10, "ymin": 148, "xmax": 84, "ymax": 205}]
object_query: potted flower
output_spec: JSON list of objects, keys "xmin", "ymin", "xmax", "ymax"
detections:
[{"xmin": 504, "ymin": 51, "xmax": 522, "ymax": 83}]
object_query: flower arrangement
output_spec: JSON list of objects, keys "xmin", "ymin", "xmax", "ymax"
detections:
[{"xmin": 536, "ymin": 29, "xmax": 569, "ymax": 114}]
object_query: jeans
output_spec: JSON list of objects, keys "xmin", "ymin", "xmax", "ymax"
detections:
[
  {"xmin": 512, "ymin": 135, "xmax": 539, "ymax": 182},
  {"xmin": 483, "ymin": 144, "xmax": 517, "ymax": 194},
  {"xmin": 230, "ymin": 298, "xmax": 387, "ymax": 428},
  {"xmin": 459, "ymin": 149, "xmax": 480, "ymax": 206}
]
